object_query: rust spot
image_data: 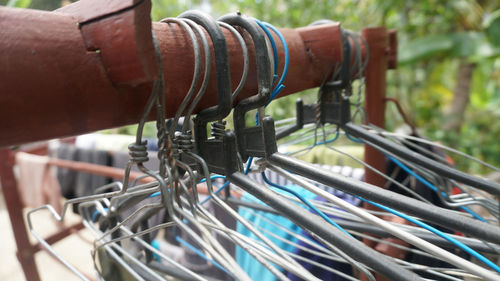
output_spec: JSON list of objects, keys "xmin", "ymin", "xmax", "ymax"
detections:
[{"xmin": 305, "ymin": 46, "xmax": 315, "ymax": 61}]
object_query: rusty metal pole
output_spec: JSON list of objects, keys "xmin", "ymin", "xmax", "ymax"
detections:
[
  {"xmin": 0, "ymin": 149, "xmax": 42, "ymax": 281},
  {"xmin": 362, "ymin": 27, "xmax": 388, "ymax": 210},
  {"xmin": 361, "ymin": 27, "xmax": 397, "ymax": 183},
  {"xmin": 0, "ymin": 4, "xmax": 345, "ymax": 147},
  {"xmin": 362, "ymin": 27, "xmax": 400, "ymax": 281}
]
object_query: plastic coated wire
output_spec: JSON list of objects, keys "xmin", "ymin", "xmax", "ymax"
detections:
[
  {"xmin": 246, "ymin": 20, "xmax": 289, "ymax": 174},
  {"xmin": 345, "ymin": 131, "xmax": 363, "ymax": 143},
  {"xmin": 261, "ymin": 21, "xmax": 289, "ymax": 103},
  {"xmin": 200, "ymin": 182, "xmax": 229, "ymax": 205},
  {"xmin": 357, "ymin": 196, "xmax": 500, "ymax": 274},
  {"xmin": 254, "ymin": 19, "xmax": 279, "ymax": 85},
  {"xmin": 349, "ymin": 135, "xmax": 498, "ymax": 269},
  {"xmin": 261, "ymin": 172, "xmax": 352, "ymax": 237},
  {"xmin": 351, "ymin": 133, "xmax": 490, "ymax": 222},
  {"xmin": 266, "ymin": 164, "xmax": 500, "ymax": 280},
  {"xmin": 253, "ymin": 19, "xmax": 290, "ymax": 106},
  {"xmin": 387, "ymin": 155, "xmax": 488, "ymax": 223},
  {"xmin": 285, "ymin": 129, "xmax": 340, "ymax": 157},
  {"xmin": 91, "ymin": 207, "xmax": 108, "ymax": 222}
]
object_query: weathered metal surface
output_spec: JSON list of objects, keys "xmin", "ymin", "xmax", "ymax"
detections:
[
  {"xmin": 0, "ymin": 149, "xmax": 42, "ymax": 281},
  {"xmin": 361, "ymin": 27, "xmax": 402, "ymax": 281},
  {"xmin": 0, "ymin": 5, "xmax": 344, "ymax": 147},
  {"xmin": 362, "ymin": 26, "xmax": 389, "ymax": 192},
  {"xmin": 387, "ymin": 29, "xmax": 398, "ymax": 70},
  {"xmin": 56, "ymin": 0, "xmax": 159, "ymax": 86}
]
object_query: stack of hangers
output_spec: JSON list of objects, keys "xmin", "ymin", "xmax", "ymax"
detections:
[{"xmin": 27, "ymin": 10, "xmax": 500, "ymax": 281}]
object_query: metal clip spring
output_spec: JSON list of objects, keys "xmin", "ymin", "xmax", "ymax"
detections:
[{"xmin": 211, "ymin": 120, "xmax": 226, "ymax": 139}]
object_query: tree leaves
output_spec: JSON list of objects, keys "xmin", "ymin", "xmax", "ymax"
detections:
[
  {"xmin": 398, "ymin": 35, "xmax": 454, "ymax": 65},
  {"xmin": 484, "ymin": 9, "xmax": 500, "ymax": 47},
  {"xmin": 399, "ymin": 32, "xmax": 500, "ymax": 65},
  {"xmin": 6, "ymin": 0, "xmax": 31, "ymax": 8}
]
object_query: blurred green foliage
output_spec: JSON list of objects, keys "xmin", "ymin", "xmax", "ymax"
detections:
[
  {"xmin": 6, "ymin": 0, "xmax": 31, "ymax": 8},
  {"xmin": 3, "ymin": 0, "xmax": 499, "ymax": 174}
]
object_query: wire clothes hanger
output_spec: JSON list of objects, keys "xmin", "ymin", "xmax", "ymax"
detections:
[
  {"xmin": 217, "ymin": 23, "xmax": 500, "ymax": 278},
  {"xmin": 362, "ymin": 123, "xmax": 500, "ymax": 220},
  {"xmin": 91, "ymin": 11, "xmax": 320, "ymax": 281},
  {"xmin": 152, "ymin": 16, "xmax": 500, "ymax": 274},
  {"xmin": 189, "ymin": 23, "xmax": 425, "ymax": 280},
  {"xmin": 249, "ymin": 26, "xmax": 498, "ymax": 242},
  {"xmin": 175, "ymin": 13, "xmax": 325, "ymax": 281}
]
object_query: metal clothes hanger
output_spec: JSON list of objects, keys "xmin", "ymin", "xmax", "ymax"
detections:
[
  {"xmin": 266, "ymin": 148, "xmax": 500, "ymax": 244},
  {"xmin": 179, "ymin": 17, "xmax": 212, "ymax": 134},
  {"xmin": 25, "ymin": 31, "xmax": 171, "ymax": 280},
  {"xmin": 83, "ymin": 12, "xmax": 245, "ymax": 279},
  {"xmin": 159, "ymin": 17, "xmax": 201, "ymax": 138},
  {"xmin": 217, "ymin": 40, "xmax": 500, "ymax": 274},
  {"xmin": 274, "ymin": 28, "xmax": 351, "ymax": 142},
  {"xmin": 337, "ymin": 123, "xmax": 500, "ymax": 241},
  {"xmin": 158, "ymin": 15, "xmax": 250, "ymax": 279},
  {"xmin": 249, "ymin": 65, "xmax": 500, "ymax": 246},
  {"xmin": 202, "ymin": 118, "xmax": 420, "ymax": 279},
  {"xmin": 260, "ymin": 188, "xmax": 500, "ymax": 253},
  {"xmin": 363, "ymin": 138, "xmax": 500, "ymax": 258},
  {"xmin": 372, "ymin": 127, "xmax": 500, "ymax": 219},
  {"xmin": 177, "ymin": 13, "xmax": 321, "ymax": 281},
  {"xmin": 344, "ymin": 122, "xmax": 500, "ymax": 196},
  {"xmin": 79, "ymin": 201, "xmax": 211, "ymax": 281},
  {"xmin": 237, "ymin": 204, "xmax": 376, "ymax": 281},
  {"xmin": 262, "ymin": 164, "xmax": 500, "ymax": 280},
  {"xmin": 229, "ymin": 186, "xmax": 500, "ymax": 280},
  {"xmin": 298, "ymin": 50, "xmax": 435, "ymax": 204},
  {"xmin": 196, "ymin": 24, "xmax": 494, "ymax": 279},
  {"xmin": 91, "ymin": 33, "xmax": 174, "ymax": 244},
  {"xmin": 113, "ymin": 11, "xmax": 292, "ymax": 280},
  {"xmin": 173, "ymin": 15, "xmax": 372, "ymax": 280},
  {"xmin": 223, "ymin": 153, "xmax": 423, "ymax": 280},
  {"xmin": 166, "ymin": 12, "xmax": 321, "ymax": 280}
]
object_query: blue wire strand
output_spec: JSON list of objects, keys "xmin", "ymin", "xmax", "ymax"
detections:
[
  {"xmin": 357, "ymin": 196, "xmax": 500, "ymax": 273},
  {"xmin": 199, "ymin": 175, "xmax": 227, "ymax": 183},
  {"xmin": 262, "ymin": 22, "xmax": 289, "ymax": 104},
  {"xmin": 244, "ymin": 157, "xmax": 253, "ymax": 175},
  {"xmin": 91, "ymin": 207, "xmax": 108, "ymax": 222},
  {"xmin": 255, "ymin": 19, "xmax": 279, "ymax": 85},
  {"xmin": 247, "ymin": 21, "xmax": 290, "ymax": 173},
  {"xmin": 200, "ymin": 181, "xmax": 230, "ymax": 205},
  {"xmin": 345, "ymin": 131, "xmax": 363, "ymax": 143},
  {"xmin": 261, "ymin": 172, "xmax": 353, "ymax": 237},
  {"xmin": 295, "ymin": 129, "xmax": 340, "ymax": 153},
  {"xmin": 151, "ymin": 239, "xmax": 161, "ymax": 262},
  {"xmin": 299, "ymin": 134, "xmax": 498, "ymax": 271},
  {"xmin": 345, "ymin": 138, "xmax": 497, "ymax": 271},
  {"xmin": 347, "ymin": 136, "xmax": 488, "ymax": 223},
  {"xmin": 387, "ymin": 156, "xmax": 488, "ymax": 223}
]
